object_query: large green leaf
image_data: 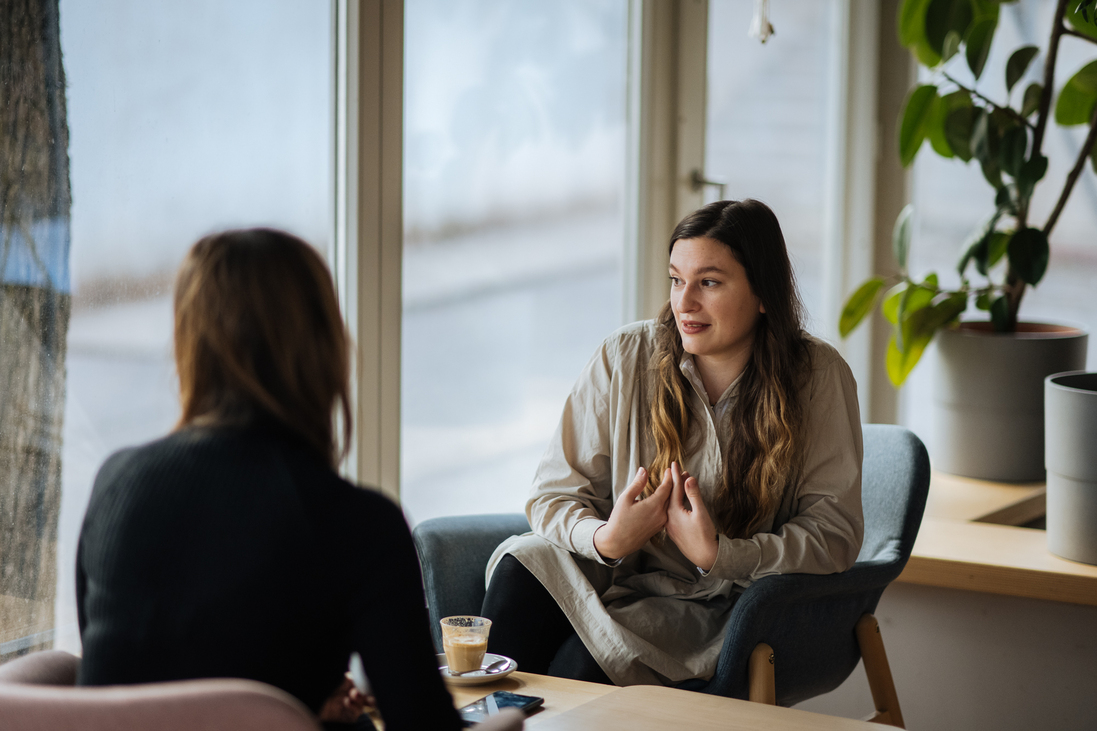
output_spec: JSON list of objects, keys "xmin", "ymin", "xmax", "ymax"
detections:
[
  {"xmin": 1017, "ymin": 153, "xmax": 1048, "ymax": 202},
  {"xmin": 925, "ymin": 0, "xmax": 974, "ymax": 58},
  {"xmin": 895, "ymin": 275, "xmax": 938, "ymax": 353},
  {"xmin": 1021, "ymin": 82, "xmax": 1043, "ymax": 118},
  {"xmin": 998, "ymin": 124, "xmax": 1028, "ymax": 178},
  {"xmin": 882, "ymin": 284, "xmax": 906, "ymax": 325},
  {"xmin": 899, "ymin": 85, "xmax": 939, "ymax": 166},
  {"xmin": 944, "ymin": 103, "xmax": 977, "ymax": 160},
  {"xmin": 1067, "ymin": 0, "xmax": 1097, "ymax": 42},
  {"xmin": 1007, "ymin": 228, "xmax": 1050, "ymax": 285},
  {"xmin": 972, "ymin": 109, "xmax": 1004, "ymax": 187},
  {"xmin": 839, "ymin": 277, "xmax": 887, "ymax": 337},
  {"xmin": 966, "ymin": 19, "xmax": 997, "ymax": 80},
  {"xmin": 1055, "ymin": 61, "xmax": 1097, "ymax": 126},
  {"xmin": 886, "ymin": 332, "xmax": 931, "ymax": 387},
  {"xmin": 899, "ymin": 0, "xmax": 942, "ymax": 66},
  {"xmin": 909, "ymin": 292, "xmax": 969, "ymax": 338},
  {"xmin": 1005, "ymin": 46, "xmax": 1039, "ymax": 93},
  {"xmin": 884, "ymin": 275, "xmax": 939, "ymax": 326},
  {"xmin": 927, "ymin": 95, "xmax": 955, "ymax": 157},
  {"xmin": 893, "ymin": 204, "xmax": 915, "ymax": 270},
  {"xmin": 987, "ymin": 231, "xmax": 1010, "ymax": 268}
]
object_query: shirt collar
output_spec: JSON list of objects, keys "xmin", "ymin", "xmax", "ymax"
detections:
[{"xmin": 679, "ymin": 353, "xmax": 744, "ymax": 407}]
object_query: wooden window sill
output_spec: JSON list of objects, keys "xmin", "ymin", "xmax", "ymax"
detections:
[{"xmin": 896, "ymin": 471, "xmax": 1097, "ymax": 606}]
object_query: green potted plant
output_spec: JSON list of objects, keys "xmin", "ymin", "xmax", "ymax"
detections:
[{"xmin": 840, "ymin": 0, "xmax": 1096, "ymax": 481}]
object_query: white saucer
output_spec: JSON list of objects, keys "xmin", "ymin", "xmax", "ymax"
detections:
[{"xmin": 437, "ymin": 653, "xmax": 517, "ymax": 686}]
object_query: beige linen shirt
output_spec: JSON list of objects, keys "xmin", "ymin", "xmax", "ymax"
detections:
[{"xmin": 487, "ymin": 320, "xmax": 863, "ymax": 686}]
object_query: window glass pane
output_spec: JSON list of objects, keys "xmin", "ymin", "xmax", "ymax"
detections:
[
  {"xmin": 401, "ymin": 0, "xmax": 627, "ymax": 524},
  {"xmin": 900, "ymin": 0, "xmax": 1097, "ymax": 445},
  {"xmin": 0, "ymin": 0, "xmax": 332, "ymax": 658},
  {"xmin": 704, "ymin": 0, "xmax": 838, "ymax": 335}
]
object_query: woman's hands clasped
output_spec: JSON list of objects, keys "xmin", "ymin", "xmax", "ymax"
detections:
[
  {"xmin": 664, "ymin": 462, "xmax": 719, "ymax": 572},
  {"xmin": 593, "ymin": 467, "xmax": 671, "ymax": 561},
  {"xmin": 593, "ymin": 462, "xmax": 720, "ymax": 571}
]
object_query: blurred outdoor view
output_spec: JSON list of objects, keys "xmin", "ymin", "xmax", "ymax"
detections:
[
  {"xmin": 45, "ymin": 0, "xmax": 333, "ymax": 654},
  {"xmin": 398, "ymin": 0, "xmax": 628, "ymax": 524}
]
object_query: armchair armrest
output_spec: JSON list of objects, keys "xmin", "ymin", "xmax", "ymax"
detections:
[{"xmin": 691, "ymin": 559, "xmax": 905, "ymax": 703}]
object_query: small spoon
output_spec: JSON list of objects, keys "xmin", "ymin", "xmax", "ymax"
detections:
[{"xmin": 453, "ymin": 658, "xmax": 510, "ymax": 676}]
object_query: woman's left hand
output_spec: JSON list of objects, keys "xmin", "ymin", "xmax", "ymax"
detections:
[
  {"xmin": 319, "ymin": 675, "xmax": 372, "ymax": 723},
  {"xmin": 664, "ymin": 462, "xmax": 719, "ymax": 572}
]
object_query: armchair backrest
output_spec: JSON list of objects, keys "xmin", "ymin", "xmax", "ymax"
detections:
[{"xmin": 857, "ymin": 423, "xmax": 932, "ymax": 571}]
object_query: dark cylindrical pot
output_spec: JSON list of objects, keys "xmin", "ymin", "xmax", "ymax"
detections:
[
  {"xmin": 1046, "ymin": 371, "xmax": 1097, "ymax": 565},
  {"xmin": 933, "ymin": 322, "xmax": 1088, "ymax": 482}
]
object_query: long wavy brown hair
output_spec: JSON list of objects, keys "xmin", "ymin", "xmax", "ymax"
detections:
[
  {"xmin": 644, "ymin": 199, "xmax": 810, "ymax": 539},
  {"xmin": 173, "ymin": 228, "xmax": 352, "ymax": 467}
]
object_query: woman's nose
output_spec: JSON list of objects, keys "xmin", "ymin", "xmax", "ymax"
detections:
[{"xmin": 677, "ymin": 284, "xmax": 700, "ymax": 311}]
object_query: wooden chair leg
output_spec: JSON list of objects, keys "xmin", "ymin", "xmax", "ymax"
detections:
[
  {"xmin": 747, "ymin": 642, "xmax": 775, "ymax": 705},
  {"xmin": 856, "ymin": 613, "xmax": 905, "ymax": 728}
]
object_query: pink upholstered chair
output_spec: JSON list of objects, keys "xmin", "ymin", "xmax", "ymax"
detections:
[
  {"xmin": 0, "ymin": 650, "xmax": 320, "ymax": 731},
  {"xmin": 0, "ymin": 650, "xmax": 525, "ymax": 730}
]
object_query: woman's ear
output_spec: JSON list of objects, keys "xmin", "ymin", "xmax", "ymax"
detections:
[{"xmin": 759, "ymin": 301, "xmax": 766, "ymax": 314}]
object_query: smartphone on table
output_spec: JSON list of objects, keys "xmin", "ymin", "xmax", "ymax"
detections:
[{"xmin": 458, "ymin": 691, "xmax": 544, "ymax": 726}]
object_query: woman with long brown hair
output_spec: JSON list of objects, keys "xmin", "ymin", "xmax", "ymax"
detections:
[
  {"xmin": 481, "ymin": 200, "xmax": 864, "ymax": 686},
  {"xmin": 74, "ymin": 229, "xmax": 500, "ymax": 730}
]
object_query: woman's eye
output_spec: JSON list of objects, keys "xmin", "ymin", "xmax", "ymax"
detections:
[
  {"xmin": 702, "ymin": 279, "xmax": 719, "ymax": 287},
  {"xmin": 669, "ymin": 276, "xmax": 681, "ymax": 286}
]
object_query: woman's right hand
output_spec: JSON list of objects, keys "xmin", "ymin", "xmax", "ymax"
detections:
[{"xmin": 593, "ymin": 466, "xmax": 672, "ymax": 561}]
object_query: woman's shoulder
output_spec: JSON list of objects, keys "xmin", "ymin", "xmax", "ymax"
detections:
[
  {"xmin": 597, "ymin": 319, "xmax": 659, "ymax": 363},
  {"xmin": 803, "ymin": 334, "xmax": 845, "ymax": 371},
  {"xmin": 799, "ymin": 334, "xmax": 858, "ymax": 399},
  {"xmin": 94, "ymin": 428, "xmax": 226, "ymax": 485}
]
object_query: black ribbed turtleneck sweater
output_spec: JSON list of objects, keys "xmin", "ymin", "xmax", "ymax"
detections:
[{"xmin": 76, "ymin": 425, "xmax": 461, "ymax": 731}]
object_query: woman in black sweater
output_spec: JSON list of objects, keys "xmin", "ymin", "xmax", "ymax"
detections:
[{"xmin": 75, "ymin": 229, "xmax": 505, "ymax": 730}]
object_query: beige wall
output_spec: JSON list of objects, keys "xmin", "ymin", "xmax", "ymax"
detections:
[{"xmin": 796, "ymin": 583, "xmax": 1097, "ymax": 730}]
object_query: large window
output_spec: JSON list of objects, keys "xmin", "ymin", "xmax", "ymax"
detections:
[
  {"xmin": 0, "ymin": 0, "xmax": 332, "ymax": 658},
  {"xmin": 400, "ymin": 0, "xmax": 629, "ymax": 524}
]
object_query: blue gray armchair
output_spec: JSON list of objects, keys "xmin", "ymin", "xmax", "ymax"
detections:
[{"xmin": 413, "ymin": 424, "xmax": 930, "ymax": 728}]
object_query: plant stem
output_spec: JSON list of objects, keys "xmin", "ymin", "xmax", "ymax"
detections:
[
  {"xmin": 1006, "ymin": 0, "xmax": 1071, "ymax": 329},
  {"xmin": 1030, "ymin": 3, "xmax": 1071, "ymax": 181},
  {"xmin": 942, "ymin": 72, "xmax": 1034, "ymax": 130},
  {"xmin": 1062, "ymin": 28, "xmax": 1097, "ymax": 45},
  {"xmin": 1043, "ymin": 105, "xmax": 1097, "ymax": 237}
]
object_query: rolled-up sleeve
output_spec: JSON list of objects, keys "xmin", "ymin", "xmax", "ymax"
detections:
[{"xmin": 704, "ymin": 348, "xmax": 864, "ymax": 583}]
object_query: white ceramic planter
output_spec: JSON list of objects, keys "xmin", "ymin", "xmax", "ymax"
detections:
[
  {"xmin": 1045, "ymin": 371, "xmax": 1097, "ymax": 565},
  {"xmin": 933, "ymin": 322, "xmax": 1088, "ymax": 482}
]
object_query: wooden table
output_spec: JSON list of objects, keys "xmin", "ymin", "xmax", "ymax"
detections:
[
  {"xmin": 448, "ymin": 674, "xmax": 880, "ymax": 729},
  {"xmin": 897, "ymin": 471, "xmax": 1097, "ymax": 606},
  {"xmin": 447, "ymin": 671, "xmax": 614, "ymax": 725}
]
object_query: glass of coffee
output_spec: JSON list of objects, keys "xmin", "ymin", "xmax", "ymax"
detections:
[{"xmin": 440, "ymin": 616, "xmax": 492, "ymax": 673}]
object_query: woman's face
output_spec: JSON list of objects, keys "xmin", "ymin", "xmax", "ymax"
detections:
[{"xmin": 669, "ymin": 236, "xmax": 764, "ymax": 365}]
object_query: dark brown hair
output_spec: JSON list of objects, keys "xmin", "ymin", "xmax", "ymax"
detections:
[
  {"xmin": 173, "ymin": 228, "xmax": 352, "ymax": 466},
  {"xmin": 646, "ymin": 199, "xmax": 810, "ymax": 538}
]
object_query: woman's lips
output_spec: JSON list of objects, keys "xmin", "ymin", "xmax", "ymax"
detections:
[{"xmin": 680, "ymin": 321, "xmax": 709, "ymax": 335}]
